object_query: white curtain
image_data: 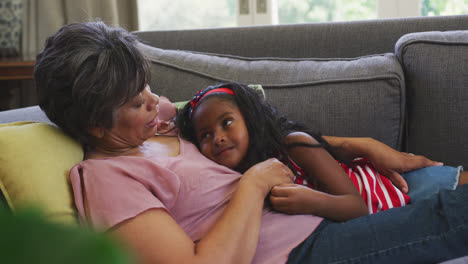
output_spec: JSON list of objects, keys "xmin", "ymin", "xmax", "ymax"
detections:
[{"xmin": 21, "ymin": 0, "xmax": 139, "ymax": 59}]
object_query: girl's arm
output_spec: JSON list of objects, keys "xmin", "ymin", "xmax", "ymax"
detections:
[
  {"xmin": 269, "ymin": 132, "xmax": 368, "ymax": 221},
  {"xmin": 322, "ymin": 136, "xmax": 443, "ymax": 193},
  {"xmin": 111, "ymin": 158, "xmax": 294, "ymax": 264}
]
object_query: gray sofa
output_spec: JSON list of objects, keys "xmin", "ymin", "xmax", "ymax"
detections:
[
  {"xmin": 1, "ymin": 14, "xmax": 468, "ymax": 263},
  {"xmin": 3, "ymin": 15, "xmax": 467, "ymax": 166}
]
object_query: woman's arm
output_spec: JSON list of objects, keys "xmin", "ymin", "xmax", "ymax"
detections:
[
  {"xmin": 269, "ymin": 132, "xmax": 368, "ymax": 221},
  {"xmin": 322, "ymin": 136, "xmax": 443, "ymax": 193},
  {"xmin": 111, "ymin": 158, "xmax": 294, "ymax": 264}
]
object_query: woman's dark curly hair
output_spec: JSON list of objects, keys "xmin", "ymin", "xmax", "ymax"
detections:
[
  {"xmin": 34, "ymin": 21, "xmax": 151, "ymax": 149},
  {"xmin": 176, "ymin": 82, "xmax": 334, "ymax": 173}
]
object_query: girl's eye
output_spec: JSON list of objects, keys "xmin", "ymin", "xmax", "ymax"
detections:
[
  {"xmin": 199, "ymin": 132, "xmax": 210, "ymax": 141},
  {"xmin": 223, "ymin": 119, "xmax": 233, "ymax": 127}
]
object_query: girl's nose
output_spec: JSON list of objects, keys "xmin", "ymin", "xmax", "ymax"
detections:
[{"xmin": 214, "ymin": 132, "xmax": 226, "ymax": 145}]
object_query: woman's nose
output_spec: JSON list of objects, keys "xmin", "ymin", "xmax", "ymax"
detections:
[{"xmin": 147, "ymin": 91, "xmax": 159, "ymax": 111}]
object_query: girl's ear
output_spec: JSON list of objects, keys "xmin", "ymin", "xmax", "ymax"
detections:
[{"xmin": 88, "ymin": 126, "xmax": 105, "ymax": 138}]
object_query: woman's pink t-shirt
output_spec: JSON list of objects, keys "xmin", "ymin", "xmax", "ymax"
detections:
[{"xmin": 70, "ymin": 138, "xmax": 323, "ymax": 264}]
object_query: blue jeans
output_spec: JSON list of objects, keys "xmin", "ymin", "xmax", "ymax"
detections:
[
  {"xmin": 287, "ymin": 183, "xmax": 468, "ymax": 264},
  {"xmin": 404, "ymin": 165, "xmax": 462, "ymax": 203}
]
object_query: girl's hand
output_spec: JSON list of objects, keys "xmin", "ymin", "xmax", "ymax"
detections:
[
  {"xmin": 242, "ymin": 158, "xmax": 295, "ymax": 197},
  {"xmin": 269, "ymin": 184, "xmax": 316, "ymax": 215}
]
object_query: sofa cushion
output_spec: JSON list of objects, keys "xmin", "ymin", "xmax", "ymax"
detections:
[
  {"xmin": 138, "ymin": 43, "xmax": 406, "ymax": 150},
  {"xmin": 0, "ymin": 122, "xmax": 83, "ymax": 225},
  {"xmin": 395, "ymin": 30, "xmax": 468, "ymax": 167}
]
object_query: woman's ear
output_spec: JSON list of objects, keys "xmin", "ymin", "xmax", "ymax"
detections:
[{"xmin": 88, "ymin": 126, "xmax": 105, "ymax": 138}]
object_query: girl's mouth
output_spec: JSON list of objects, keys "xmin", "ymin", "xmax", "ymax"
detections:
[{"xmin": 214, "ymin": 147, "xmax": 233, "ymax": 156}]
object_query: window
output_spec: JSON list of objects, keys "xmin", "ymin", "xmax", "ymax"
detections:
[
  {"xmin": 138, "ymin": 0, "xmax": 468, "ymax": 30},
  {"xmin": 421, "ymin": 0, "xmax": 468, "ymax": 16},
  {"xmin": 138, "ymin": 0, "xmax": 236, "ymax": 31},
  {"xmin": 379, "ymin": 0, "xmax": 468, "ymax": 19},
  {"xmin": 278, "ymin": 0, "xmax": 377, "ymax": 24}
]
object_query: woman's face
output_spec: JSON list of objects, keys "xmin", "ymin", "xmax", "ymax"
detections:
[
  {"xmin": 104, "ymin": 85, "xmax": 160, "ymax": 147},
  {"xmin": 192, "ymin": 97, "xmax": 250, "ymax": 170}
]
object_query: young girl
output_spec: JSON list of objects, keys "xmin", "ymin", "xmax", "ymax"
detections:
[{"xmin": 177, "ymin": 82, "xmax": 465, "ymax": 221}]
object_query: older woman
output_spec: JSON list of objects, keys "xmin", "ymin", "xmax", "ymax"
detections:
[{"xmin": 35, "ymin": 21, "xmax": 468, "ymax": 264}]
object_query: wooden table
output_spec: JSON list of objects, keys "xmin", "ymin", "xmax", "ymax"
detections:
[
  {"xmin": 0, "ymin": 57, "xmax": 36, "ymax": 110},
  {"xmin": 0, "ymin": 58, "xmax": 35, "ymax": 81}
]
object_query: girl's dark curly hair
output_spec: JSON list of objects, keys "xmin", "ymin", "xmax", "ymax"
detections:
[{"xmin": 176, "ymin": 82, "xmax": 335, "ymax": 173}]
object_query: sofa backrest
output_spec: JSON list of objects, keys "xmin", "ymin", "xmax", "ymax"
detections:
[{"xmin": 134, "ymin": 15, "xmax": 468, "ymax": 58}]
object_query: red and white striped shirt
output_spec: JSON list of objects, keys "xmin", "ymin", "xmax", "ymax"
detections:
[{"xmin": 289, "ymin": 157, "xmax": 410, "ymax": 214}]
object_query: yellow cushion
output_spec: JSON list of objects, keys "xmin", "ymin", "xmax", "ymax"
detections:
[{"xmin": 0, "ymin": 122, "xmax": 84, "ymax": 226}]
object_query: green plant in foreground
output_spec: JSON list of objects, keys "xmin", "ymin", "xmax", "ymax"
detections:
[{"xmin": 0, "ymin": 207, "xmax": 134, "ymax": 264}]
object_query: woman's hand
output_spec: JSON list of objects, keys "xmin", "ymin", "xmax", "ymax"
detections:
[
  {"xmin": 324, "ymin": 136, "xmax": 443, "ymax": 193},
  {"xmin": 242, "ymin": 158, "xmax": 295, "ymax": 197},
  {"xmin": 365, "ymin": 140, "xmax": 443, "ymax": 193}
]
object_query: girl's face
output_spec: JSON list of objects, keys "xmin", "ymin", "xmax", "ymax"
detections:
[
  {"xmin": 192, "ymin": 97, "xmax": 249, "ymax": 170},
  {"xmin": 103, "ymin": 85, "xmax": 160, "ymax": 147}
]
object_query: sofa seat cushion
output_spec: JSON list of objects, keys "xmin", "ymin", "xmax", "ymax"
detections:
[
  {"xmin": 138, "ymin": 43, "xmax": 406, "ymax": 150},
  {"xmin": 0, "ymin": 122, "xmax": 83, "ymax": 225},
  {"xmin": 395, "ymin": 30, "xmax": 468, "ymax": 167}
]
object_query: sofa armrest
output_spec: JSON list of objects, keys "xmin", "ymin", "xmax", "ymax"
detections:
[
  {"xmin": 395, "ymin": 30, "xmax": 468, "ymax": 167},
  {"xmin": 0, "ymin": 106, "xmax": 52, "ymax": 124}
]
